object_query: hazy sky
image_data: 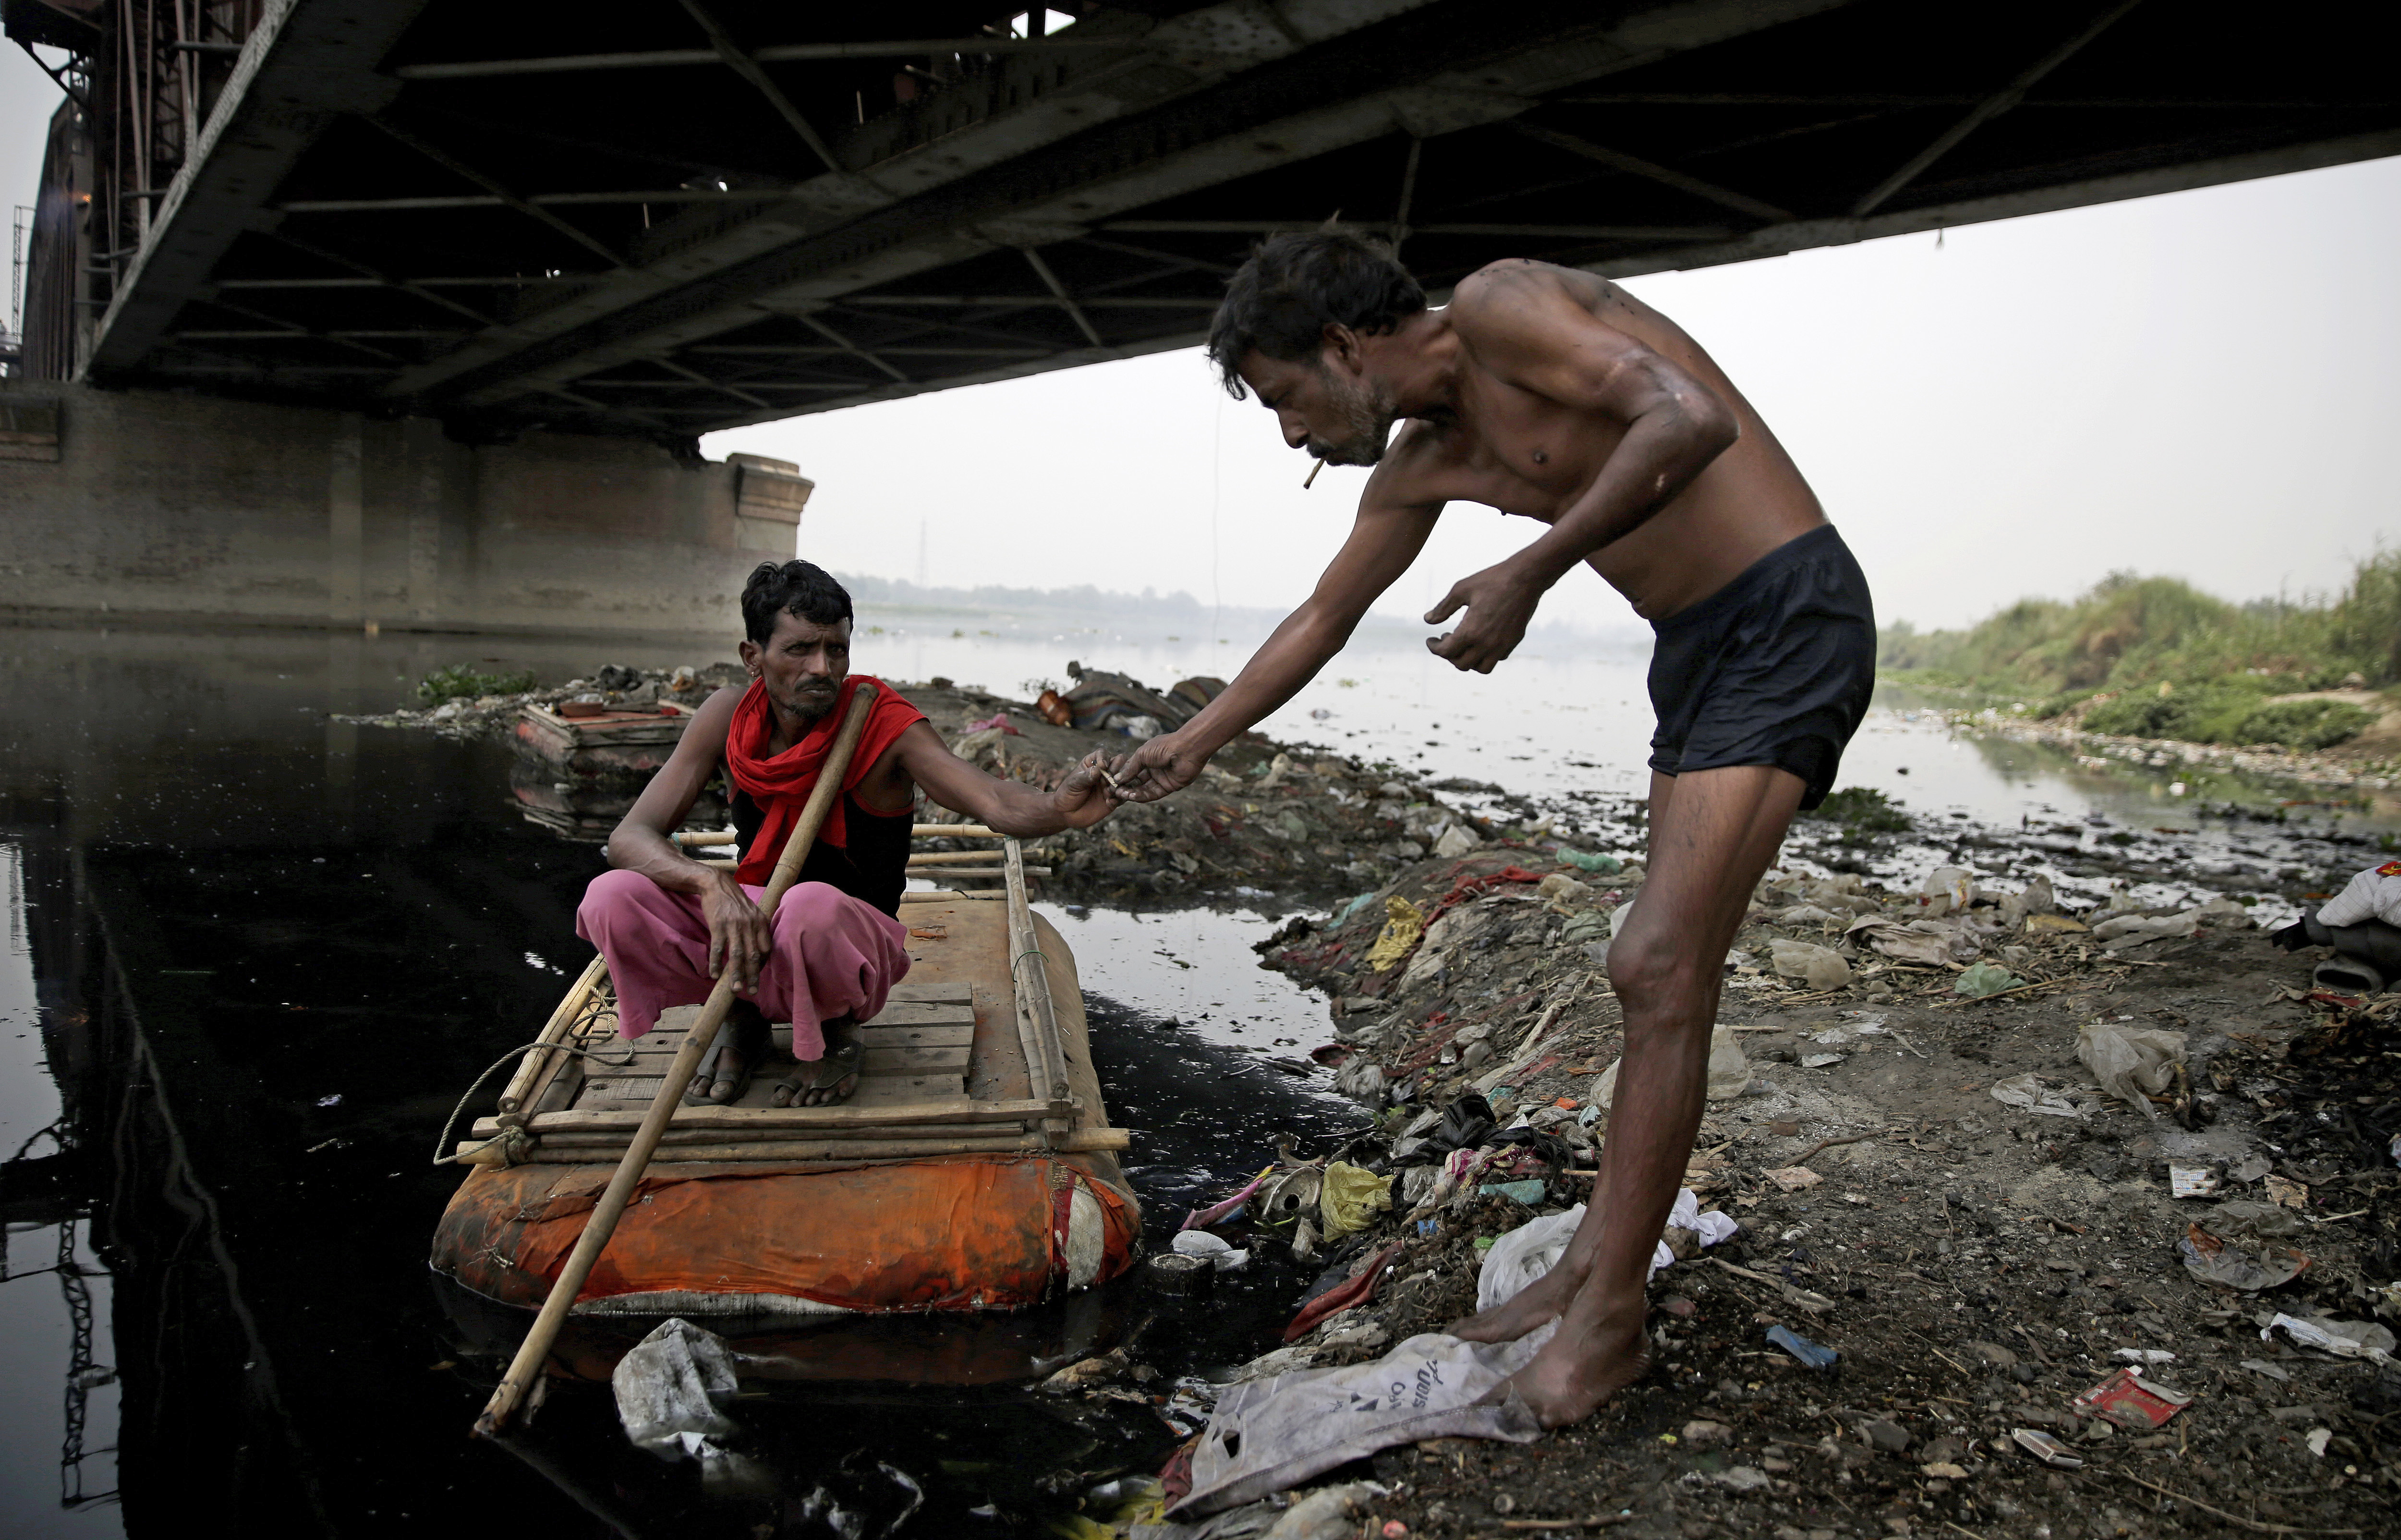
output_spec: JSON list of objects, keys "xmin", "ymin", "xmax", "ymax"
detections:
[{"xmin": 7, "ymin": 44, "xmax": 2392, "ymax": 634}]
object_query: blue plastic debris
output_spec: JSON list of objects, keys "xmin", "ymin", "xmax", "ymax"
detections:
[
  {"xmin": 1766, "ymin": 1324, "xmax": 1838, "ymax": 1370},
  {"xmin": 1479, "ymin": 1179, "xmax": 1548, "ymax": 1206},
  {"xmin": 1578, "ymin": 1103, "xmax": 1603, "ymax": 1128},
  {"xmin": 1417, "ymin": 1219, "xmax": 1439, "ymax": 1238}
]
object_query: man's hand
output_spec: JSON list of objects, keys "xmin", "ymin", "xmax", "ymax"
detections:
[
  {"xmin": 1107, "ymin": 728, "xmax": 1213, "ymax": 804},
  {"xmin": 1424, "ymin": 558, "xmax": 1545, "ymax": 674},
  {"xmin": 700, "ymin": 874, "xmax": 772, "ymax": 995},
  {"xmin": 1051, "ymin": 750, "xmax": 1120, "ymax": 828}
]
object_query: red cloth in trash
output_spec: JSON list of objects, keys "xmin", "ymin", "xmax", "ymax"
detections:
[
  {"xmin": 1282, "ymin": 1241, "xmax": 1407, "ymax": 1342},
  {"xmin": 725, "ymin": 676, "xmax": 924, "ymax": 883},
  {"xmin": 1426, "ymin": 865, "xmax": 1546, "ymax": 924}
]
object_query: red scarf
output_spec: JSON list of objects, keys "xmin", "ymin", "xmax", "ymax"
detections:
[{"xmin": 724, "ymin": 676, "xmax": 925, "ymax": 884}]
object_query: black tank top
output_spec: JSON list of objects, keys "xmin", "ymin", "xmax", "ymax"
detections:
[{"xmin": 728, "ymin": 785, "xmax": 911, "ymax": 916}]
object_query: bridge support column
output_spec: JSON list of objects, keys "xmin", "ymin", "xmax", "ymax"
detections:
[{"xmin": 0, "ymin": 381, "xmax": 810, "ymax": 638}]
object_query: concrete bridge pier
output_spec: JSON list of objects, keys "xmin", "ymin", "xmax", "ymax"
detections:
[{"xmin": 0, "ymin": 381, "xmax": 810, "ymax": 637}]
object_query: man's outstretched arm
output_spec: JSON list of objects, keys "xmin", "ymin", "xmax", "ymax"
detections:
[
  {"xmin": 1110, "ymin": 497, "xmax": 1440, "ymax": 802},
  {"xmin": 1424, "ymin": 273, "xmax": 1738, "ymax": 673},
  {"xmin": 895, "ymin": 722, "xmax": 1117, "ymax": 836}
]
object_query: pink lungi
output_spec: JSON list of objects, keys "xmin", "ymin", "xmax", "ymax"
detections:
[{"xmin": 576, "ymin": 869, "xmax": 910, "ymax": 1059}]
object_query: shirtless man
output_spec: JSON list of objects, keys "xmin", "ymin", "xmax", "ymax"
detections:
[{"xmin": 1111, "ymin": 228, "xmax": 1875, "ymax": 1424}]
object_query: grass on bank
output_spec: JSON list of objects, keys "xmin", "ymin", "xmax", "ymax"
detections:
[{"xmin": 1880, "ymin": 553, "xmax": 2401, "ymax": 751}]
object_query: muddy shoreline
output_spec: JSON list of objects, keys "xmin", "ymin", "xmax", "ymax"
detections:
[{"xmin": 367, "ymin": 668, "xmax": 2401, "ymax": 1536}]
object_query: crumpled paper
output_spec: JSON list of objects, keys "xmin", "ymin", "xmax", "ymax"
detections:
[{"xmin": 1989, "ymin": 1072, "xmax": 2098, "ymax": 1118}]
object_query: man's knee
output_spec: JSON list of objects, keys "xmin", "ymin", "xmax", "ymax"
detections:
[
  {"xmin": 774, "ymin": 881, "xmax": 848, "ymax": 924},
  {"xmin": 1604, "ymin": 924, "xmax": 1713, "ymax": 1007},
  {"xmin": 579, "ymin": 868, "xmax": 659, "ymax": 930}
]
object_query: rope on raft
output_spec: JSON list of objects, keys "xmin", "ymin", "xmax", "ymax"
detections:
[{"xmin": 432, "ymin": 1036, "xmax": 635, "ymax": 1168}]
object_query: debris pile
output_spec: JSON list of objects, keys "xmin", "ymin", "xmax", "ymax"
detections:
[{"xmin": 1034, "ymin": 805, "xmax": 2401, "ymax": 1537}]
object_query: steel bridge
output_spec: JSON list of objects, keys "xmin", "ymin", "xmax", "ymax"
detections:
[{"xmin": 11, "ymin": 0, "xmax": 2400, "ymax": 444}]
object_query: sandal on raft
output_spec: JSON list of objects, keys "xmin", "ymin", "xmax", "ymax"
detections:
[
  {"xmin": 774, "ymin": 1034, "xmax": 863, "ymax": 1107},
  {"xmin": 683, "ymin": 1005, "xmax": 768, "ymax": 1105}
]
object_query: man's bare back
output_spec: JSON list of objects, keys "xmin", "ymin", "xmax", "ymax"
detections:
[{"xmin": 1374, "ymin": 260, "xmax": 1825, "ymax": 620}]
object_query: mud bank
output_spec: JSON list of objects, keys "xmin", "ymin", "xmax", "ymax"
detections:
[
  {"xmin": 1929, "ymin": 704, "xmax": 2401, "ymax": 801},
  {"xmin": 353, "ymin": 664, "xmax": 1534, "ymax": 905},
  {"xmin": 1048, "ymin": 794, "xmax": 2401, "ymax": 1538}
]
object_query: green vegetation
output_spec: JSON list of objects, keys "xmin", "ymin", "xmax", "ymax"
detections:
[
  {"xmin": 1882, "ymin": 553, "xmax": 2401, "ymax": 750},
  {"xmin": 1808, "ymin": 786, "xmax": 1911, "ymax": 842},
  {"xmin": 417, "ymin": 663, "xmax": 537, "ymax": 704}
]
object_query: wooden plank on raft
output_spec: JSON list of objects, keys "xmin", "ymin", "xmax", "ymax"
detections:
[
  {"xmin": 862, "ymin": 1043, "xmax": 970, "ymax": 1075},
  {"xmin": 859, "ymin": 1021, "xmax": 973, "ymax": 1050},
  {"xmin": 851, "ymin": 1075, "xmax": 967, "ymax": 1108},
  {"xmin": 477, "ymin": 1126, "xmax": 1129, "ymax": 1164},
  {"xmin": 472, "ymin": 1096, "xmax": 1067, "ymax": 1138},
  {"xmin": 883, "ymin": 981, "xmax": 973, "ymax": 1004},
  {"xmin": 862, "ymin": 1001, "xmax": 975, "ymax": 1028}
]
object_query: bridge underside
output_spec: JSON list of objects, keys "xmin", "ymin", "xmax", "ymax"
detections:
[{"xmin": 19, "ymin": 0, "xmax": 2401, "ymax": 443}]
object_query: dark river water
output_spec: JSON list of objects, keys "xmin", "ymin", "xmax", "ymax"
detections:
[{"xmin": 0, "ymin": 620, "xmax": 1356, "ymax": 1540}]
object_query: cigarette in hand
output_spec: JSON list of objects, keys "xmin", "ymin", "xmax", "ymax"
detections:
[{"xmin": 1302, "ymin": 458, "xmax": 1324, "ymax": 490}]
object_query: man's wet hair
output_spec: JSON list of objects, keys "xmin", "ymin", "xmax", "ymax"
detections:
[
  {"xmin": 741, "ymin": 559, "xmax": 853, "ymax": 643},
  {"xmin": 1206, "ymin": 221, "xmax": 1426, "ymax": 397}
]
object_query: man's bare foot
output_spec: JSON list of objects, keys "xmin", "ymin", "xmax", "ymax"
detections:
[
  {"xmin": 1494, "ymin": 1310, "xmax": 1650, "ymax": 1428},
  {"xmin": 1445, "ymin": 1263, "xmax": 1582, "ymax": 1344}
]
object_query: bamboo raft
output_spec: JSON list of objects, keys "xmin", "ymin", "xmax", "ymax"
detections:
[{"xmin": 429, "ymin": 829, "xmax": 1141, "ymax": 1322}]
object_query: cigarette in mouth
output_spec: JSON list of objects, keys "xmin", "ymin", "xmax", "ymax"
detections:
[{"xmin": 1302, "ymin": 458, "xmax": 1324, "ymax": 490}]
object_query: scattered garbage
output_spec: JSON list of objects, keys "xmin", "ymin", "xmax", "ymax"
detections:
[
  {"xmin": 1282, "ymin": 1242, "xmax": 1406, "ymax": 1342},
  {"xmin": 1150, "ymin": 1251, "xmax": 1216, "ymax": 1297},
  {"xmin": 2110, "ymin": 1348, "xmax": 2176, "ymax": 1365},
  {"xmin": 1952, "ymin": 960, "xmax": 2022, "ymax": 998},
  {"xmin": 1989, "ymin": 1071, "xmax": 2096, "ymax": 1119},
  {"xmin": 1184, "ymin": 1168, "xmax": 1274, "ymax": 1231},
  {"xmin": 1173, "ymin": 1230, "xmax": 1253, "ymax": 1272},
  {"xmin": 1763, "ymin": 1167, "xmax": 1823, "ymax": 1191},
  {"xmin": 2168, "ymin": 1164, "xmax": 2219, "ymax": 1198},
  {"xmin": 2075, "ymin": 1019, "xmax": 2187, "ymax": 1119},
  {"xmin": 1173, "ymin": 1330, "xmax": 1546, "ymax": 1518},
  {"xmin": 2072, "ymin": 1368, "xmax": 2190, "ymax": 1429},
  {"xmin": 1765, "ymin": 1324, "xmax": 1837, "ymax": 1371},
  {"xmin": 610, "ymin": 1318, "xmax": 767, "ymax": 1489},
  {"xmin": 2011, "ymin": 1428, "xmax": 2084, "ymax": 1469},
  {"xmin": 1706, "ymin": 1026, "xmax": 1753, "ymax": 1100},
  {"xmin": 2179, "ymin": 1224, "xmax": 2309, "ymax": 1290},
  {"xmin": 2259, "ymin": 1314, "xmax": 2396, "ymax": 1362},
  {"xmin": 1363, "ymin": 898, "xmax": 1425, "ymax": 972},
  {"xmin": 1319, "ymin": 1162, "xmax": 1395, "ymax": 1238},
  {"xmin": 1768, "ymin": 939, "xmax": 1851, "ymax": 992}
]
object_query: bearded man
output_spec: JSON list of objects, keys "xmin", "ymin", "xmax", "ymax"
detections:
[
  {"xmin": 579, "ymin": 559, "xmax": 1116, "ymax": 1107},
  {"xmin": 1111, "ymin": 228, "xmax": 1876, "ymax": 1424}
]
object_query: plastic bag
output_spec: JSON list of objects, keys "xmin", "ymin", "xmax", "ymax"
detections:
[
  {"xmin": 1589, "ymin": 1030, "xmax": 1749, "ymax": 1110},
  {"xmin": 1175, "ymin": 1330, "xmax": 1547, "ymax": 1516},
  {"xmin": 1768, "ymin": 940, "xmax": 1851, "ymax": 992},
  {"xmin": 613, "ymin": 1317, "xmax": 738, "ymax": 1458},
  {"xmin": 1474, "ymin": 1191, "xmax": 1735, "ymax": 1314},
  {"xmin": 2076, "ymin": 1020, "xmax": 2186, "ymax": 1118},
  {"xmin": 1318, "ymin": 1163, "xmax": 1394, "ymax": 1239},
  {"xmin": 1706, "ymin": 1026, "xmax": 1752, "ymax": 1100},
  {"xmin": 1953, "ymin": 961, "xmax": 2022, "ymax": 998},
  {"xmin": 1362, "ymin": 897, "xmax": 1424, "ymax": 971},
  {"xmin": 1477, "ymin": 1204, "xmax": 1586, "ymax": 1313}
]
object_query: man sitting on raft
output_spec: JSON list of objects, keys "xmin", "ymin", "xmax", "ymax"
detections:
[{"xmin": 579, "ymin": 559, "xmax": 1118, "ymax": 1107}]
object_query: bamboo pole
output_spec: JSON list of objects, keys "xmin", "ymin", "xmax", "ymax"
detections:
[
  {"xmin": 1004, "ymin": 839, "xmax": 1073, "ymax": 1113},
  {"xmin": 475, "ymin": 682, "xmax": 881, "ymax": 1437},
  {"xmin": 496, "ymin": 954, "xmax": 611, "ymax": 1113},
  {"xmin": 911, "ymin": 824, "xmax": 1004, "ymax": 838}
]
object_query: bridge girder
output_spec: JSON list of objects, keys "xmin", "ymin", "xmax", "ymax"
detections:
[{"xmin": 16, "ymin": 0, "xmax": 2400, "ymax": 440}]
